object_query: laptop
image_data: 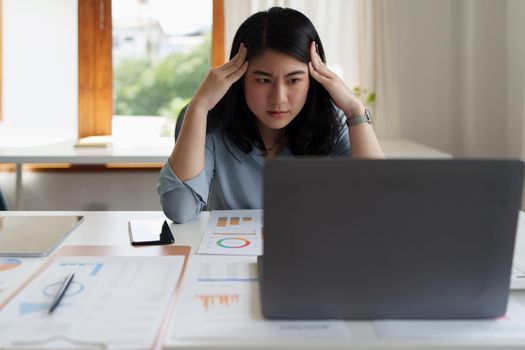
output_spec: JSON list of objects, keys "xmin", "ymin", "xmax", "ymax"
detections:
[
  {"xmin": 0, "ymin": 215, "xmax": 84, "ymax": 257},
  {"xmin": 259, "ymin": 159, "xmax": 524, "ymax": 319}
]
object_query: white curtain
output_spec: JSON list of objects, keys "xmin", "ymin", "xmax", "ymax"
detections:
[
  {"xmin": 223, "ymin": 0, "xmax": 401, "ymax": 139},
  {"xmin": 224, "ymin": 0, "xmax": 358, "ymax": 84},
  {"xmin": 355, "ymin": 0, "xmax": 400, "ymax": 139}
]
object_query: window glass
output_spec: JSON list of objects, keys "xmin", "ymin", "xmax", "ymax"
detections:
[{"xmin": 112, "ymin": 0, "xmax": 212, "ymax": 139}]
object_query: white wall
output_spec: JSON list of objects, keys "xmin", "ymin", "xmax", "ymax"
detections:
[
  {"xmin": 506, "ymin": 0, "xmax": 525, "ymax": 158},
  {"xmin": 458, "ymin": 0, "xmax": 507, "ymax": 157},
  {"xmin": 1, "ymin": 0, "xmax": 77, "ymax": 137},
  {"xmin": 390, "ymin": 0, "xmax": 513, "ymax": 157},
  {"xmin": 390, "ymin": 0, "xmax": 459, "ymax": 154}
]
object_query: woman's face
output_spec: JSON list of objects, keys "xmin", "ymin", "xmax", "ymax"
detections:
[{"xmin": 244, "ymin": 49, "xmax": 310, "ymax": 132}]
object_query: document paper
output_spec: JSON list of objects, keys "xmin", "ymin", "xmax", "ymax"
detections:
[
  {"xmin": 197, "ymin": 210, "xmax": 263, "ymax": 256},
  {"xmin": 374, "ymin": 299, "xmax": 525, "ymax": 340},
  {"xmin": 167, "ymin": 255, "xmax": 350, "ymax": 342},
  {"xmin": 0, "ymin": 256, "xmax": 185, "ymax": 349},
  {"xmin": 0, "ymin": 257, "xmax": 44, "ymax": 297}
]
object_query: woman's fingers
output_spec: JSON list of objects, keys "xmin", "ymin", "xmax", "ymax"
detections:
[
  {"xmin": 309, "ymin": 41, "xmax": 324, "ymax": 71},
  {"xmin": 309, "ymin": 41, "xmax": 334, "ymax": 79},
  {"xmin": 227, "ymin": 61, "xmax": 249, "ymax": 83},
  {"xmin": 309, "ymin": 62, "xmax": 329, "ymax": 84},
  {"xmin": 219, "ymin": 44, "xmax": 248, "ymax": 76},
  {"xmin": 191, "ymin": 43, "xmax": 248, "ymax": 111}
]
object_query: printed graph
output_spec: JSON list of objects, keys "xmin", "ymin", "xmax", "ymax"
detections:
[
  {"xmin": 216, "ymin": 237, "xmax": 250, "ymax": 248},
  {"xmin": 214, "ymin": 215, "xmax": 259, "ymax": 235},
  {"xmin": 196, "ymin": 294, "xmax": 240, "ymax": 312},
  {"xmin": 43, "ymin": 281, "xmax": 84, "ymax": 298},
  {"xmin": 59, "ymin": 262, "xmax": 104, "ymax": 276},
  {"xmin": 0, "ymin": 258, "xmax": 22, "ymax": 272},
  {"xmin": 197, "ymin": 261, "xmax": 258, "ymax": 282},
  {"xmin": 216, "ymin": 216, "xmax": 253, "ymax": 227},
  {"xmin": 19, "ymin": 302, "xmax": 50, "ymax": 315},
  {"xmin": 198, "ymin": 210, "xmax": 263, "ymax": 255}
]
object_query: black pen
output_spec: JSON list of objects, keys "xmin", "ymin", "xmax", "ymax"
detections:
[{"xmin": 48, "ymin": 272, "xmax": 75, "ymax": 314}]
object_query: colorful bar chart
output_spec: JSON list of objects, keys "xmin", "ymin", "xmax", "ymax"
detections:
[
  {"xmin": 196, "ymin": 294, "xmax": 240, "ymax": 312},
  {"xmin": 198, "ymin": 210, "xmax": 263, "ymax": 256}
]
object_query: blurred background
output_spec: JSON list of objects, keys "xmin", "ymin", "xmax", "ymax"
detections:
[{"xmin": 0, "ymin": 0, "xmax": 524, "ymax": 211}]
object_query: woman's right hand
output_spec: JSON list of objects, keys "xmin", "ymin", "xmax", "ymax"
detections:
[{"xmin": 190, "ymin": 43, "xmax": 248, "ymax": 112}]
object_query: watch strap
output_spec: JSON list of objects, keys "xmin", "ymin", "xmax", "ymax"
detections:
[{"xmin": 346, "ymin": 109, "xmax": 372, "ymax": 127}]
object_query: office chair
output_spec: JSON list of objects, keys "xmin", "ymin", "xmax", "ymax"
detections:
[
  {"xmin": 174, "ymin": 105, "xmax": 188, "ymax": 142},
  {"xmin": 0, "ymin": 189, "xmax": 7, "ymax": 210}
]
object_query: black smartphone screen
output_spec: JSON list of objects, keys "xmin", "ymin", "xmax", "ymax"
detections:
[{"xmin": 128, "ymin": 220, "xmax": 175, "ymax": 246}]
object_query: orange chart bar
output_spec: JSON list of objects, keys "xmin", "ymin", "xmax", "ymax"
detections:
[
  {"xmin": 196, "ymin": 294, "xmax": 240, "ymax": 312},
  {"xmin": 217, "ymin": 217, "xmax": 227, "ymax": 227}
]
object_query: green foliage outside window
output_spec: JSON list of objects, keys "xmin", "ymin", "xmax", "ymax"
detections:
[{"xmin": 113, "ymin": 35, "xmax": 211, "ymax": 123}]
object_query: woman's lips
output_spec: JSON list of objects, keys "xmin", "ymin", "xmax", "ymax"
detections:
[{"xmin": 268, "ymin": 111, "xmax": 288, "ymax": 118}]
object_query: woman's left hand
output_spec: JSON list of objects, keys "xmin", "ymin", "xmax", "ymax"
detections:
[{"xmin": 308, "ymin": 41, "xmax": 365, "ymax": 117}]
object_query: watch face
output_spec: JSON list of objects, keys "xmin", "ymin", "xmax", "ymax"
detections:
[{"xmin": 365, "ymin": 109, "xmax": 372, "ymax": 123}]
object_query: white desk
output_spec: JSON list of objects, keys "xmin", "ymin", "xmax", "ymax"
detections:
[
  {"xmin": 0, "ymin": 138, "xmax": 450, "ymax": 210},
  {"xmin": 0, "ymin": 138, "xmax": 173, "ymax": 209},
  {"xmin": 1, "ymin": 210, "xmax": 523, "ymax": 350}
]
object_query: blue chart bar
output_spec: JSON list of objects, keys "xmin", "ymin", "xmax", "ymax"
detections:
[
  {"xmin": 20, "ymin": 303, "xmax": 49, "ymax": 315},
  {"xmin": 90, "ymin": 263, "xmax": 103, "ymax": 276},
  {"xmin": 59, "ymin": 262, "xmax": 104, "ymax": 277}
]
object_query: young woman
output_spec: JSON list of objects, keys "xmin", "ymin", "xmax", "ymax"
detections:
[{"xmin": 158, "ymin": 7, "xmax": 384, "ymax": 223}]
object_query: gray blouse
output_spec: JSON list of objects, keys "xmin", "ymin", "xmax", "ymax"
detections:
[{"xmin": 157, "ymin": 112, "xmax": 351, "ymax": 223}]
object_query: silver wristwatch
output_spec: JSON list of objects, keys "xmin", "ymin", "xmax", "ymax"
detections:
[{"xmin": 345, "ymin": 109, "xmax": 372, "ymax": 128}]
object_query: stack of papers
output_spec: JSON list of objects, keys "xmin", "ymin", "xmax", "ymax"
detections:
[
  {"xmin": 74, "ymin": 136, "xmax": 113, "ymax": 148},
  {"xmin": 168, "ymin": 255, "xmax": 350, "ymax": 341},
  {"xmin": 0, "ymin": 256, "xmax": 185, "ymax": 349},
  {"xmin": 374, "ymin": 299, "xmax": 525, "ymax": 340}
]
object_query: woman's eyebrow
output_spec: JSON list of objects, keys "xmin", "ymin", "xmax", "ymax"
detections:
[
  {"xmin": 285, "ymin": 70, "xmax": 307, "ymax": 77},
  {"xmin": 251, "ymin": 70, "xmax": 307, "ymax": 77}
]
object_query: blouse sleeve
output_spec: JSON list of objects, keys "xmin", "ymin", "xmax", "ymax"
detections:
[
  {"xmin": 157, "ymin": 133, "xmax": 215, "ymax": 223},
  {"xmin": 331, "ymin": 108, "xmax": 352, "ymax": 157}
]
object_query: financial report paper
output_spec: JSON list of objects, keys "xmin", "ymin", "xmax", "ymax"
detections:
[{"xmin": 0, "ymin": 255, "xmax": 185, "ymax": 349}]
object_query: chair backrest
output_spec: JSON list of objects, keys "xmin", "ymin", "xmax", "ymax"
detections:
[
  {"xmin": 174, "ymin": 105, "xmax": 188, "ymax": 142},
  {"xmin": 0, "ymin": 189, "xmax": 7, "ymax": 211}
]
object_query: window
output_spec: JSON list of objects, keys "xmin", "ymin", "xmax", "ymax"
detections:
[
  {"xmin": 112, "ymin": 0, "xmax": 212, "ymax": 139},
  {"xmin": 78, "ymin": 0, "xmax": 224, "ymax": 140}
]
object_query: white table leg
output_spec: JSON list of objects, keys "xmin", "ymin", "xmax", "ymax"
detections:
[{"xmin": 14, "ymin": 163, "xmax": 22, "ymax": 210}]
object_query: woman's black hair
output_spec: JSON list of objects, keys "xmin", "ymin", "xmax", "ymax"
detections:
[{"xmin": 208, "ymin": 7, "xmax": 342, "ymax": 156}]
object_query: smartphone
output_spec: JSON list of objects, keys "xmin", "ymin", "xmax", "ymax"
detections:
[{"xmin": 128, "ymin": 219, "xmax": 175, "ymax": 246}]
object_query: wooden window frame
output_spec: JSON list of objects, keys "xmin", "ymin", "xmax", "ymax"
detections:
[
  {"xmin": 77, "ymin": 0, "xmax": 224, "ymax": 138},
  {"xmin": 78, "ymin": 0, "xmax": 113, "ymax": 138}
]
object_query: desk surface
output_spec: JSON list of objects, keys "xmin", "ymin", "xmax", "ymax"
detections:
[
  {"xmin": 1, "ymin": 210, "xmax": 524, "ymax": 349},
  {"xmin": 0, "ymin": 139, "xmax": 172, "ymax": 164},
  {"xmin": 0, "ymin": 138, "xmax": 451, "ymax": 164}
]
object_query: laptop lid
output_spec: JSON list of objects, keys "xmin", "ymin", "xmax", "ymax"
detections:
[
  {"xmin": 0, "ymin": 216, "xmax": 84, "ymax": 257},
  {"xmin": 260, "ymin": 159, "xmax": 524, "ymax": 319}
]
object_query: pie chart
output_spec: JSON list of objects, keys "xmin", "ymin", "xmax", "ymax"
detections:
[
  {"xmin": 216, "ymin": 237, "xmax": 250, "ymax": 248},
  {"xmin": 0, "ymin": 258, "xmax": 22, "ymax": 272}
]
